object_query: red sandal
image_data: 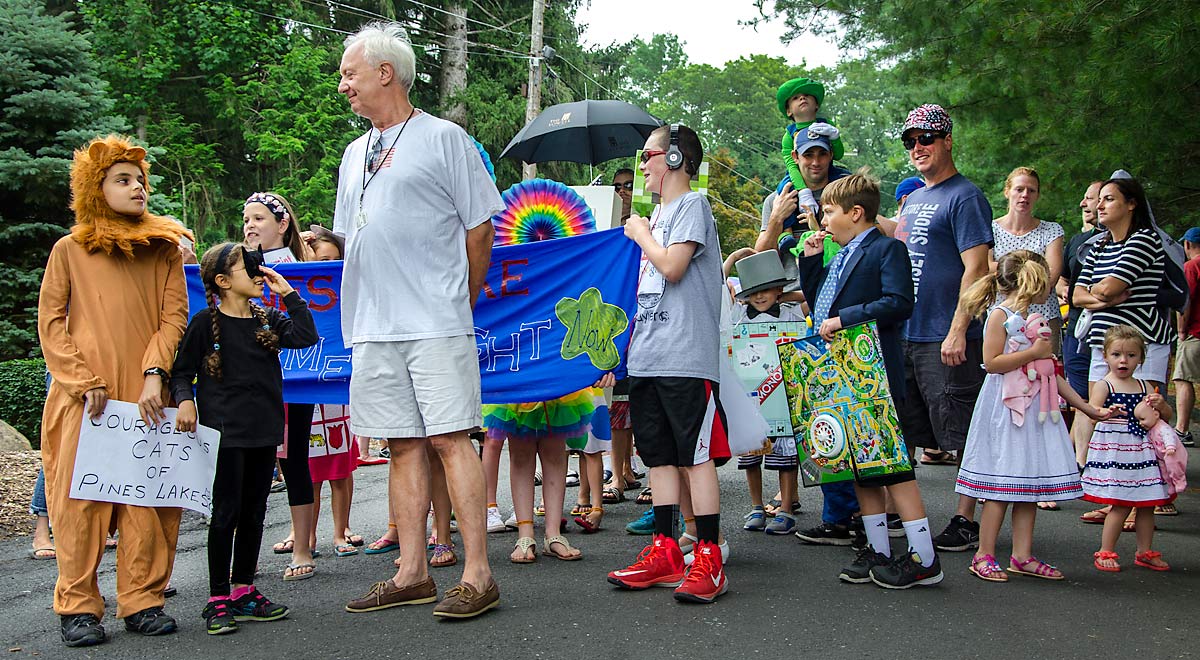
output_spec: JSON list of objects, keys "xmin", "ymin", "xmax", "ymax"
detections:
[
  {"xmin": 1134, "ymin": 550, "xmax": 1170, "ymax": 571},
  {"xmin": 1007, "ymin": 555, "xmax": 1064, "ymax": 580},
  {"xmin": 1093, "ymin": 550, "xmax": 1121, "ymax": 572}
]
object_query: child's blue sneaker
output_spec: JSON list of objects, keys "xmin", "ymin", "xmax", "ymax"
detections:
[
  {"xmin": 764, "ymin": 512, "xmax": 797, "ymax": 535},
  {"xmin": 743, "ymin": 507, "xmax": 767, "ymax": 531},
  {"xmin": 625, "ymin": 508, "xmax": 656, "ymax": 535}
]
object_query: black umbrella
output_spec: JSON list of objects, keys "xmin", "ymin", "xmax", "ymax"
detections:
[{"xmin": 499, "ymin": 99, "xmax": 664, "ymax": 166}]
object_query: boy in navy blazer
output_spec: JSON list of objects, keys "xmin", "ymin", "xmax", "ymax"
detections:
[{"xmin": 796, "ymin": 169, "xmax": 944, "ymax": 590}]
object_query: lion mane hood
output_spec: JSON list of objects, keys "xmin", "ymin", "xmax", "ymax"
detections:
[{"xmin": 69, "ymin": 135, "xmax": 192, "ymax": 258}]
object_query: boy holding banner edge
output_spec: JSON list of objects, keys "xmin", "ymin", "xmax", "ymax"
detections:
[
  {"xmin": 606, "ymin": 124, "xmax": 732, "ymax": 603},
  {"xmin": 796, "ymin": 168, "xmax": 943, "ymax": 589}
]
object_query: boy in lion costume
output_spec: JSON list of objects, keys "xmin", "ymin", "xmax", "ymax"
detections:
[{"xmin": 38, "ymin": 135, "xmax": 191, "ymax": 647}]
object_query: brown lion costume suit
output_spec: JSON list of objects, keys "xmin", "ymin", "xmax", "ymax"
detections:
[{"xmin": 38, "ymin": 135, "xmax": 191, "ymax": 620}]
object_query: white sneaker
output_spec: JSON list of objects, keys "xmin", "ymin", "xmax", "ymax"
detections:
[
  {"xmin": 486, "ymin": 507, "xmax": 507, "ymax": 533},
  {"xmin": 504, "ymin": 512, "xmax": 519, "ymax": 530},
  {"xmin": 565, "ymin": 470, "xmax": 580, "ymax": 487}
]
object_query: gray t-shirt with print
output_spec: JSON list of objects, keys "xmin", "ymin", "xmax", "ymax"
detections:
[{"xmin": 628, "ymin": 191, "xmax": 723, "ymax": 381}]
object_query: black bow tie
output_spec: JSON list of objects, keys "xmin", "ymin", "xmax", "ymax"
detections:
[{"xmin": 748, "ymin": 304, "xmax": 781, "ymax": 319}]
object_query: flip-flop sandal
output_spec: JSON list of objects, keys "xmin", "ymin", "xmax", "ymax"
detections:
[
  {"xmin": 364, "ymin": 538, "xmax": 399, "ymax": 555},
  {"xmin": 283, "ymin": 563, "xmax": 316, "ymax": 581},
  {"xmin": 919, "ymin": 450, "xmax": 956, "ymax": 465},
  {"xmin": 968, "ymin": 554, "xmax": 1008, "ymax": 582},
  {"xmin": 570, "ymin": 503, "xmax": 591, "ymax": 516},
  {"xmin": 635, "ymin": 487, "xmax": 653, "ymax": 505},
  {"xmin": 602, "ymin": 486, "xmax": 625, "ymax": 504},
  {"xmin": 1007, "ymin": 555, "xmax": 1064, "ymax": 580},
  {"xmin": 574, "ymin": 507, "xmax": 604, "ymax": 534},
  {"xmin": 1154, "ymin": 503, "xmax": 1179, "ymax": 516},
  {"xmin": 1036, "ymin": 502, "xmax": 1060, "ymax": 511},
  {"xmin": 163, "ymin": 585, "xmax": 177, "ymax": 598},
  {"xmin": 1079, "ymin": 508, "xmax": 1108, "ymax": 524},
  {"xmin": 542, "ymin": 535, "xmax": 583, "ymax": 561},
  {"xmin": 1134, "ymin": 550, "xmax": 1170, "ymax": 571},
  {"xmin": 622, "ymin": 479, "xmax": 643, "ymax": 491},
  {"xmin": 1093, "ymin": 550, "xmax": 1121, "ymax": 572},
  {"xmin": 534, "ymin": 504, "xmax": 546, "ymax": 517},
  {"xmin": 511, "ymin": 537, "xmax": 537, "ymax": 564},
  {"xmin": 346, "ymin": 533, "xmax": 365, "ymax": 546},
  {"xmin": 105, "ymin": 536, "xmax": 118, "ymax": 551},
  {"xmin": 29, "ymin": 547, "xmax": 56, "ymax": 560},
  {"xmin": 430, "ymin": 543, "xmax": 458, "ymax": 567},
  {"xmin": 335, "ymin": 543, "xmax": 359, "ymax": 557},
  {"xmin": 272, "ymin": 539, "xmax": 294, "ymax": 555}
]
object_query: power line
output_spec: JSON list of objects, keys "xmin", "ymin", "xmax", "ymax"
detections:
[
  {"xmin": 402, "ymin": 0, "xmax": 529, "ymax": 40},
  {"xmin": 710, "ymin": 194, "xmax": 764, "ymax": 225}
]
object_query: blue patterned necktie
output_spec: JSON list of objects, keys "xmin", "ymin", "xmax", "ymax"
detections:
[{"xmin": 813, "ymin": 248, "xmax": 849, "ymax": 327}]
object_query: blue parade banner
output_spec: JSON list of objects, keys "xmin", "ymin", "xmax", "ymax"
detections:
[{"xmin": 184, "ymin": 228, "xmax": 640, "ymax": 405}]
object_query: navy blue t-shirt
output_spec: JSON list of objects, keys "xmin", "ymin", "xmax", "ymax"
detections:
[{"xmin": 892, "ymin": 173, "xmax": 993, "ymax": 342}]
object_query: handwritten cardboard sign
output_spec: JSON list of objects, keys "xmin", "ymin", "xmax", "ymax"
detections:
[{"xmin": 70, "ymin": 400, "xmax": 221, "ymax": 515}]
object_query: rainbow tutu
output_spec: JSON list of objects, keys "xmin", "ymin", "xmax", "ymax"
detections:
[{"xmin": 482, "ymin": 388, "xmax": 597, "ymax": 450}]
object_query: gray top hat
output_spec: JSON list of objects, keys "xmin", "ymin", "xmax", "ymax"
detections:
[{"xmin": 735, "ymin": 251, "xmax": 793, "ymax": 299}]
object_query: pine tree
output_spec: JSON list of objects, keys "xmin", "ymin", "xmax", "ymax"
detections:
[{"xmin": 0, "ymin": 0, "xmax": 127, "ymax": 359}]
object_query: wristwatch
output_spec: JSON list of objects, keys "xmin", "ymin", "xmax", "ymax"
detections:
[{"xmin": 144, "ymin": 367, "xmax": 168, "ymax": 377}]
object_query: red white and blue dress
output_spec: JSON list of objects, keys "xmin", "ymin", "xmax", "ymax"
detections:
[
  {"xmin": 955, "ymin": 307, "xmax": 1083, "ymax": 502},
  {"xmin": 1081, "ymin": 380, "xmax": 1174, "ymax": 507}
]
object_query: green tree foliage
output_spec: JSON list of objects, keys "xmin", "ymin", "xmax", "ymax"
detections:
[
  {"xmin": 0, "ymin": 358, "xmax": 47, "ymax": 447},
  {"xmin": 0, "ymin": 0, "xmax": 126, "ymax": 360},
  {"xmin": 767, "ymin": 0, "xmax": 1200, "ymax": 232}
]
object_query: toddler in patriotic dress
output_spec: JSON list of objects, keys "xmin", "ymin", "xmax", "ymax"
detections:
[{"xmin": 1082, "ymin": 325, "xmax": 1175, "ymax": 572}]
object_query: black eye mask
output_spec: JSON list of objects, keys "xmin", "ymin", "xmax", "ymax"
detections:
[
  {"xmin": 242, "ymin": 245, "xmax": 265, "ymax": 278},
  {"xmin": 217, "ymin": 243, "xmax": 266, "ymax": 279}
]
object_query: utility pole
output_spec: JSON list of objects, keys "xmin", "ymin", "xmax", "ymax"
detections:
[{"xmin": 523, "ymin": 0, "xmax": 544, "ymax": 180}]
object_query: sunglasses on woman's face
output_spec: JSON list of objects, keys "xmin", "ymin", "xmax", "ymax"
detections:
[
  {"xmin": 613, "ymin": 181, "xmax": 634, "ymax": 190},
  {"xmin": 640, "ymin": 149, "xmax": 666, "ymax": 163},
  {"xmin": 902, "ymin": 131, "xmax": 945, "ymax": 151}
]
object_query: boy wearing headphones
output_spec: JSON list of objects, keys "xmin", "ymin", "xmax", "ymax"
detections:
[{"xmin": 606, "ymin": 125, "xmax": 731, "ymax": 603}]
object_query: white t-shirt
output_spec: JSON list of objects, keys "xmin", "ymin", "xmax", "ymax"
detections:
[{"xmin": 333, "ymin": 112, "xmax": 504, "ymax": 346}]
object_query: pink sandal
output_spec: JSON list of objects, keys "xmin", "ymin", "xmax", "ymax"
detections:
[
  {"xmin": 1007, "ymin": 555, "xmax": 1064, "ymax": 580},
  {"xmin": 968, "ymin": 554, "xmax": 1008, "ymax": 582},
  {"xmin": 1134, "ymin": 550, "xmax": 1170, "ymax": 571}
]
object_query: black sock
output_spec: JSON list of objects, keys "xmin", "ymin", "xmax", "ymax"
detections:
[
  {"xmin": 695, "ymin": 513, "xmax": 720, "ymax": 544},
  {"xmin": 653, "ymin": 504, "xmax": 679, "ymax": 538}
]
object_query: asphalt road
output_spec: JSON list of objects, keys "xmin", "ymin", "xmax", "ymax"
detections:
[{"xmin": 3, "ymin": 449, "xmax": 1198, "ymax": 659}]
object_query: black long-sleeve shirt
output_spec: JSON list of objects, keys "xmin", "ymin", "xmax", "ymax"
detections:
[{"xmin": 171, "ymin": 292, "xmax": 319, "ymax": 448}]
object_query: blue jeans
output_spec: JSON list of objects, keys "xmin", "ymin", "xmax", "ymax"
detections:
[
  {"xmin": 30, "ymin": 468, "xmax": 47, "ymax": 517},
  {"xmin": 820, "ymin": 480, "xmax": 859, "ymax": 525},
  {"xmin": 1063, "ymin": 331, "xmax": 1090, "ymax": 399}
]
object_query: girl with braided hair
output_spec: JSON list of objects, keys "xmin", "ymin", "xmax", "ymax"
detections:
[
  {"xmin": 171, "ymin": 242, "xmax": 318, "ymax": 635},
  {"xmin": 241, "ymin": 191, "xmax": 323, "ymax": 579}
]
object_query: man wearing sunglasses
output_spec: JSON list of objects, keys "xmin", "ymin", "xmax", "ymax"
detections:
[
  {"xmin": 613, "ymin": 168, "xmax": 634, "ymax": 222},
  {"xmin": 891, "ymin": 104, "xmax": 993, "ymax": 554}
]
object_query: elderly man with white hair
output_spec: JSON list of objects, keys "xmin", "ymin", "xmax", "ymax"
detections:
[{"xmin": 333, "ymin": 22, "xmax": 502, "ymax": 619}]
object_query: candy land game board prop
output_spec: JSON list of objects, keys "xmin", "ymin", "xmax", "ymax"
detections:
[
  {"xmin": 777, "ymin": 321, "xmax": 913, "ymax": 486},
  {"xmin": 730, "ymin": 321, "xmax": 807, "ymax": 438}
]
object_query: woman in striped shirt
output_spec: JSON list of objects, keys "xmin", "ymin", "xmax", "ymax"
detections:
[{"xmin": 1073, "ymin": 177, "xmax": 1173, "ymax": 390}]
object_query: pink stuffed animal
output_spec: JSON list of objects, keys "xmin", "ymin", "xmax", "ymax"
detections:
[
  {"xmin": 1001, "ymin": 313, "xmax": 1036, "ymax": 425},
  {"xmin": 1022, "ymin": 313, "xmax": 1060, "ymax": 423},
  {"xmin": 1134, "ymin": 399, "xmax": 1188, "ymax": 495}
]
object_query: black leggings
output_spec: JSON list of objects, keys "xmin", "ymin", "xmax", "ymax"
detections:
[
  {"xmin": 208, "ymin": 445, "xmax": 276, "ymax": 596},
  {"xmin": 279, "ymin": 403, "xmax": 315, "ymax": 506}
]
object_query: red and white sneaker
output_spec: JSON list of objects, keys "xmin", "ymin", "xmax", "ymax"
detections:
[
  {"xmin": 607, "ymin": 534, "xmax": 686, "ymax": 589},
  {"xmin": 674, "ymin": 540, "xmax": 728, "ymax": 603}
]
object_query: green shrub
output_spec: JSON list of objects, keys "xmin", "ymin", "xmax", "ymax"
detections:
[{"xmin": 0, "ymin": 358, "xmax": 47, "ymax": 449}]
